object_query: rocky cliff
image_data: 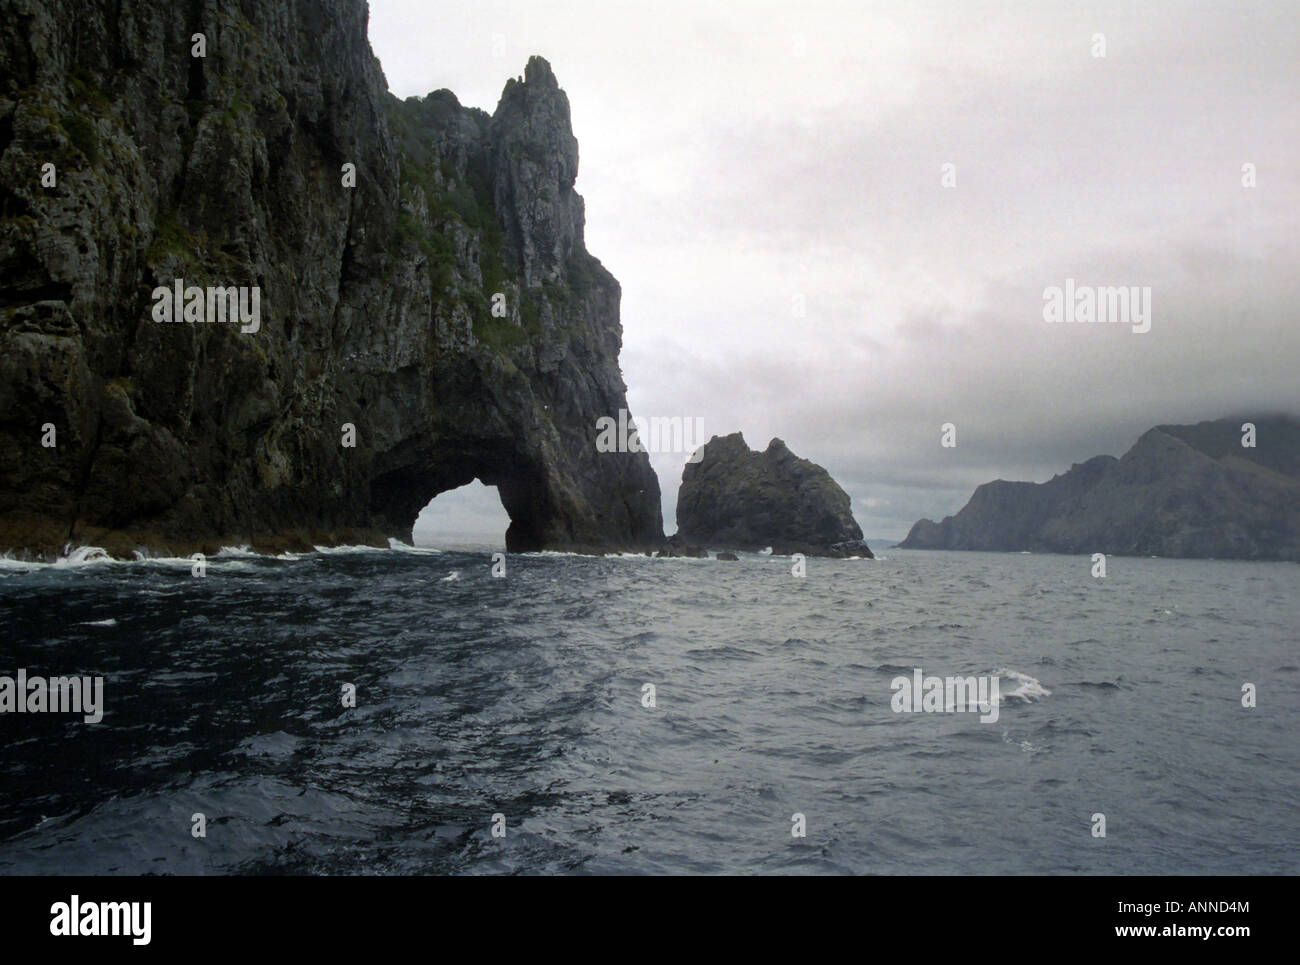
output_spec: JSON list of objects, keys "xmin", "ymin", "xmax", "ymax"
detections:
[
  {"xmin": 0, "ymin": 0, "xmax": 664, "ymax": 557},
  {"xmin": 899, "ymin": 416, "xmax": 1300, "ymax": 560},
  {"xmin": 676, "ymin": 433, "xmax": 872, "ymax": 557}
]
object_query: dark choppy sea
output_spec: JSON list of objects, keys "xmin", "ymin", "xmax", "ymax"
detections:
[{"xmin": 1, "ymin": 545, "xmax": 1296, "ymax": 875}]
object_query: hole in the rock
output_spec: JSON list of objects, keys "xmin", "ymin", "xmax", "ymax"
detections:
[{"xmin": 412, "ymin": 479, "xmax": 509, "ymax": 550}]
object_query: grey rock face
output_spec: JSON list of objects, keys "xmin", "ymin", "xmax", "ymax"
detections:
[
  {"xmin": 655, "ymin": 533, "xmax": 707, "ymax": 558},
  {"xmin": 0, "ymin": 1, "xmax": 663, "ymax": 556},
  {"xmin": 675, "ymin": 433, "xmax": 871, "ymax": 557},
  {"xmin": 828, "ymin": 539, "xmax": 874, "ymax": 559},
  {"xmin": 899, "ymin": 416, "xmax": 1300, "ymax": 560}
]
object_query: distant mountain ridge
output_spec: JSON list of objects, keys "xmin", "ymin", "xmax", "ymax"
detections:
[{"xmin": 899, "ymin": 416, "xmax": 1300, "ymax": 560}]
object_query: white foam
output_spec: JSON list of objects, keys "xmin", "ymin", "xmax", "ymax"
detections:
[
  {"xmin": 0, "ymin": 544, "xmax": 123, "ymax": 572},
  {"xmin": 79, "ymin": 618, "xmax": 118, "ymax": 627},
  {"xmin": 51, "ymin": 545, "xmax": 116, "ymax": 568},
  {"xmin": 134, "ymin": 551, "xmax": 201, "ymax": 566},
  {"xmin": 387, "ymin": 539, "xmax": 444, "ymax": 555},
  {"xmin": 214, "ymin": 545, "xmax": 257, "ymax": 558},
  {"xmin": 2, "ymin": 539, "xmax": 459, "ymax": 574},
  {"xmin": 995, "ymin": 668, "xmax": 1052, "ymax": 701}
]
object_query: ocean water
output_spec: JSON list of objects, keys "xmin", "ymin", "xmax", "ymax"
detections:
[{"xmin": 1, "ymin": 545, "xmax": 1296, "ymax": 875}]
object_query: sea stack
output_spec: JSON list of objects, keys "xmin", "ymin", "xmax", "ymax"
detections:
[{"xmin": 675, "ymin": 433, "xmax": 872, "ymax": 557}]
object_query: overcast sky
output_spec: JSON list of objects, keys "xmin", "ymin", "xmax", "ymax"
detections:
[{"xmin": 378, "ymin": 0, "xmax": 1300, "ymax": 545}]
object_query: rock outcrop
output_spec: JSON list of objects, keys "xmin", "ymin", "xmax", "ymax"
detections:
[
  {"xmin": 0, "ymin": 0, "xmax": 663, "ymax": 557},
  {"xmin": 675, "ymin": 433, "xmax": 872, "ymax": 557},
  {"xmin": 654, "ymin": 533, "xmax": 707, "ymax": 558},
  {"xmin": 899, "ymin": 416, "xmax": 1300, "ymax": 560}
]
